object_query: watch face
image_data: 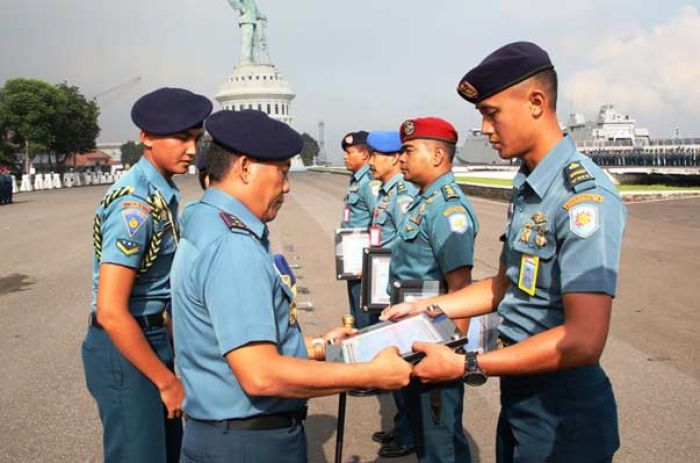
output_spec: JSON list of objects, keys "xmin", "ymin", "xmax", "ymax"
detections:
[{"xmin": 465, "ymin": 372, "xmax": 488, "ymax": 386}]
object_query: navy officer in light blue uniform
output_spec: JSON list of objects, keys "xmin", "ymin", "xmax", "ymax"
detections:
[
  {"xmin": 81, "ymin": 87, "xmax": 212, "ymax": 463},
  {"xmin": 381, "ymin": 117, "xmax": 478, "ymax": 461},
  {"xmin": 340, "ymin": 131, "xmax": 380, "ymax": 324},
  {"xmin": 364, "ymin": 130, "xmax": 420, "ymax": 453},
  {"xmin": 170, "ymin": 110, "xmax": 412, "ymax": 463},
  {"xmin": 383, "ymin": 42, "xmax": 626, "ymax": 463}
]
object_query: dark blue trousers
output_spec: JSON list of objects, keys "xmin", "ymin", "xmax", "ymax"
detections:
[
  {"xmin": 180, "ymin": 418, "xmax": 307, "ymax": 463},
  {"xmin": 346, "ymin": 279, "xmax": 366, "ymax": 327},
  {"xmin": 496, "ymin": 364, "xmax": 619, "ymax": 463},
  {"xmin": 82, "ymin": 324, "xmax": 182, "ymax": 463},
  {"xmin": 402, "ymin": 379, "xmax": 470, "ymax": 463}
]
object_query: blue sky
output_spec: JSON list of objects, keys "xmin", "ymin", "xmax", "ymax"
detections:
[{"xmin": 1, "ymin": 0, "xmax": 698, "ymax": 162}]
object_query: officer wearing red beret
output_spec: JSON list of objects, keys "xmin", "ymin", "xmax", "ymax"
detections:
[{"xmin": 378, "ymin": 117, "xmax": 479, "ymax": 461}]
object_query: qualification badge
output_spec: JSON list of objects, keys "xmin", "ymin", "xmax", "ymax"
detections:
[{"xmin": 518, "ymin": 254, "xmax": 539, "ymax": 296}]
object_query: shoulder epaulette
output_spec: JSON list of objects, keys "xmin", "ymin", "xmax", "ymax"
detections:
[
  {"xmin": 441, "ymin": 184, "xmax": 460, "ymax": 202},
  {"xmin": 564, "ymin": 162, "xmax": 595, "ymax": 191},
  {"xmin": 396, "ymin": 181, "xmax": 408, "ymax": 196},
  {"xmin": 220, "ymin": 212, "xmax": 250, "ymax": 233}
]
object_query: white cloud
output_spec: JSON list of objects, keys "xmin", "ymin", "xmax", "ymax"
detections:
[{"xmin": 564, "ymin": 5, "xmax": 700, "ymax": 136}]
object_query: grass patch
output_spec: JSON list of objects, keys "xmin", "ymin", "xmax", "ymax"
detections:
[{"xmin": 455, "ymin": 176, "xmax": 514, "ymax": 187}]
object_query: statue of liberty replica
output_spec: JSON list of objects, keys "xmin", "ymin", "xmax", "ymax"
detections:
[
  {"xmin": 216, "ymin": 0, "xmax": 301, "ymax": 165},
  {"xmin": 226, "ymin": 0, "xmax": 269, "ymax": 64}
]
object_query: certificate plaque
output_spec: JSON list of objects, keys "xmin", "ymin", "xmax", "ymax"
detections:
[
  {"xmin": 325, "ymin": 312, "xmax": 466, "ymax": 364},
  {"xmin": 335, "ymin": 228, "xmax": 370, "ymax": 280},
  {"xmin": 390, "ymin": 280, "xmax": 446, "ymax": 305},
  {"xmin": 360, "ymin": 247, "xmax": 392, "ymax": 312}
]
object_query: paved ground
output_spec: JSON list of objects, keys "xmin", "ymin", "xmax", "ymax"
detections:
[{"xmin": 0, "ymin": 171, "xmax": 699, "ymax": 462}]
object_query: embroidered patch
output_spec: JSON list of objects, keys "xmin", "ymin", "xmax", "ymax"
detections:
[
  {"xmin": 345, "ymin": 135, "xmax": 353, "ymax": 145},
  {"xmin": 121, "ymin": 201, "xmax": 152, "ymax": 213},
  {"xmin": 448, "ymin": 213, "xmax": 469, "ymax": 234},
  {"xmin": 116, "ymin": 238, "xmax": 141, "ymax": 256},
  {"xmin": 121, "ymin": 208, "xmax": 149, "ymax": 237},
  {"xmin": 563, "ymin": 194, "xmax": 604, "ymax": 210},
  {"xmin": 569, "ymin": 204, "xmax": 599, "ymax": 238},
  {"xmin": 441, "ymin": 184, "xmax": 459, "ymax": 201},
  {"xmin": 443, "ymin": 205, "xmax": 466, "ymax": 217}
]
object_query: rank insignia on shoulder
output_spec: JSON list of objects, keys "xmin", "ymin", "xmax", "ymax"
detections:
[
  {"xmin": 220, "ymin": 212, "xmax": 249, "ymax": 232},
  {"xmin": 397, "ymin": 181, "xmax": 408, "ymax": 195},
  {"xmin": 564, "ymin": 162, "xmax": 594, "ymax": 189},
  {"xmin": 116, "ymin": 238, "xmax": 141, "ymax": 256},
  {"xmin": 425, "ymin": 192, "xmax": 439, "ymax": 204},
  {"xmin": 443, "ymin": 205, "xmax": 466, "ymax": 217},
  {"xmin": 563, "ymin": 193, "xmax": 604, "ymax": 210},
  {"xmin": 122, "ymin": 208, "xmax": 149, "ymax": 237},
  {"xmin": 441, "ymin": 184, "xmax": 459, "ymax": 201}
]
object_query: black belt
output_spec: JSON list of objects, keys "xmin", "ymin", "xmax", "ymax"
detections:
[
  {"xmin": 188, "ymin": 407, "xmax": 308, "ymax": 431},
  {"xmin": 89, "ymin": 311, "xmax": 166, "ymax": 330}
]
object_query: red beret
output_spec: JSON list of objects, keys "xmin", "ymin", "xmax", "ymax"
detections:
[{"xmin": 399, "ymin": 117, "xmax": 458, "ymax": 145}]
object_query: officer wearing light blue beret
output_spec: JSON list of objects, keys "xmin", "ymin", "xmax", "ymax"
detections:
[
  {"xmin": 383, "ymin": 41, "xmax": 626, "ymax": 463},
  {"xmin": 379, "ymin": 117, "xmax": 478, "ymax": 461},
  {"xmin": 170, "ymin": 110, "xmax": 412, "ymax": 463},
  {"xmin": 340, "ymin": 131, "xmax": 381, "ymax": 325},
  {"xmin": 81, "ymin": 87, "xmax": 212, "ymax": 462}
]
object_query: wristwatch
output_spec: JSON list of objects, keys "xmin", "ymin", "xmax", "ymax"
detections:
[{"xmin": 463, "ymin": 351, "xmax": 487, "ymax": 386}]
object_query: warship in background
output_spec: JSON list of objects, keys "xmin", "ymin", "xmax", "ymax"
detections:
[{"xmin": 455, "ymin": 105, "xmax": 700, "ymax": 168}]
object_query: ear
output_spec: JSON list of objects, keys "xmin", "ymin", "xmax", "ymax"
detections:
[
  {"xmin": 140, "ymin": 130, "xmax": 154, "ymax": 149},
  {"xmin": 432, "ymin": 144, "xmax": 445, "ymax": 167},
  {"xmin": 238, "ymin": 155, "xmax": 253, "ymax": 184},
  {"xmin": 391, "ymin": 153, "xmax": 401, "ymax": 166},
  {"xmin": 529, "ymin": 89, "xmax": 546, "ymax": 118}
]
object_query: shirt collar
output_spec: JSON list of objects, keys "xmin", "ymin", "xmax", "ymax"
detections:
[
  {"xmin": 200, "ymin": 187, "xmax": 268, "ymax": 241},
  {"xmin": 421, "ymin": 171, "xmax": 455, "ymax": 198},
  {"xmin": 381, "ymin": 172, "xmax": 403, "ymax": 193},
  {"xmin": 136, "ymin": 156, "xmax": 180, "ymax": 204},
  {"xmin": 514, "ymin": 135, "xmax": 576, "ymax": 199},
  {"xmin": 352, "ymin": 164, "xmax": 371, "ymax": 182}
]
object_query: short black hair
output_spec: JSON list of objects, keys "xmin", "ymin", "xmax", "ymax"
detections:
[
  {"xmin": 532, "ymin": 68, "xmax": 558, "ymax": 110},
  {"xmin": 206, "ymin": 141, "xmax": 240, "ymax": 182},
  {"xmin": 437, "ymin": 141, "xmax": 456, "ymax": 163}
]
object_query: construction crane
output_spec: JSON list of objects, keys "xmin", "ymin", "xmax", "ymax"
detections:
[{"xmin": 93, "ymin": 76, "xmax": 142, "ymax": 107}]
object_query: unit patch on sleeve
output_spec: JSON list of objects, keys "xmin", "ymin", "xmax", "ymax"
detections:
[
  {"xmin": 569, "ymin": 204, "xmax": 599, "ymax": 238},
  {"xmin": 563, "ymin": 194, "xmax": 604, "ymax": 210},
  {"xmin": 116, "ymin": 238, "xmax": 141, "ymax": 256},
  {"xmin": 448, "ymin": 212, "xmax": 469, "ymax": 234},
  {"xmin": 121, "ymin": 208, "xmax": 149, "ymax": 237}
]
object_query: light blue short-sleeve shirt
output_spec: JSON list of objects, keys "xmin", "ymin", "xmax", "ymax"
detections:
[
  {"xmin": 90, "ymin": 156, "xmax": 180, "ymax": 316},
  {"xmin": 371, "ymin": 173, "xmax": 418, "ymax": 247},
  {"xmin": 171, "ymin": 187, "xmax": 307, "ymax": 420},
  {"xmin": 389, "ymin": 172, "xmax": 479, "ymax": 284},
  {"xmin": 498, "ymin": 136, "xmax": 627, "ymax": 342},
  {"xmin": 341, "ymin": 164, "xmax": 380, "ymax": 228}
]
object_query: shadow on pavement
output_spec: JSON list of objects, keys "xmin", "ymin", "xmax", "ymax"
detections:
[{"xmin": 0, "ymin": 273, "xmax": 34, "ymax": 296}]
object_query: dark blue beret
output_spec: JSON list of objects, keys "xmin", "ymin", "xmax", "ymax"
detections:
[
  {"xmin": 457, "ymin": 41, "xmax": 554, "ymax": 104},
  {"xmin": 205, "ymin": 110, "xmax": 303, "ymax": 161},
  {"xmin": 367, "ymin": 131, "xmax": 402, "ymax": 154},
  {"xmin": 131, "ymin": 87, "xmax": 212, "ymax": 135},
  {"xmin": 341, "ymin": 131, "xmax": 369, "ymax": 150}
]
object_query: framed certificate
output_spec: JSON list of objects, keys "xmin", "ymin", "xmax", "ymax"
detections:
[
  {"xmin": 335, "ymin": 228, "xmax": 370, "ymax": 280},
  {"xmin": 360, "ymin": 247, "xmax": 392, "ymax": 312},
  {"xmin": 390, "ymin": 280, "xmax": 446, "ymax": 305},
  {"xmin": 325, "ymin": 312, "xmax": 467, "ymax": 364}
]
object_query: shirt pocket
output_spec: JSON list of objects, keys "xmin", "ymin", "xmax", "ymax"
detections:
[
  {"xmin": 511, "ymin": 236, "xmax": 557, "ymax": 290},
  {"xmin": 399, "ymin": 225, "xmax": 421, "ymax": 242},
  {"xmin": 345, "ymin": 193, "xmax": 360, "ymax": 206},
  {"xmin": 375, "ymin": 211, "xmax": 388, "ymax": 225}
]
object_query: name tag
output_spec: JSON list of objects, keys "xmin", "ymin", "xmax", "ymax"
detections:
[
  {"xmin": 369, "ymin": 225, "xmax": 381, "ymax": 247},
  {"xmin": 343, "ymin": 207, "xmax": 350, "ymax": 223},
  {"xmin": 518, "ymin": 254, "xmax": 539, "ymax": 296}
]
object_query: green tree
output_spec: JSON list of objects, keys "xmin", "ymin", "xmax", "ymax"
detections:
[
  {"xmin": 0, "ymin": 78, "xmax": 60, "ymax": 173},
  {"xmin": 300, "ymin": 132, "xmax": 319, "ymax": 166},
  {"xmin": 120, "ymin": 140, "xmax": 144, "ymax": 167},
  {"xmin": 51, "ymin": 83, "xmax": 100, "ymax": 172}
]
